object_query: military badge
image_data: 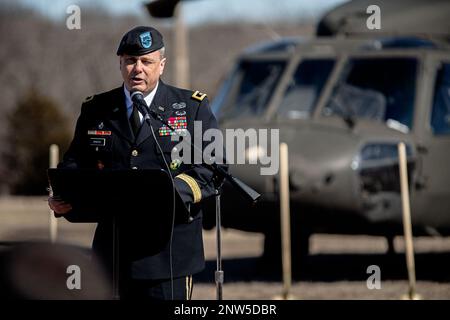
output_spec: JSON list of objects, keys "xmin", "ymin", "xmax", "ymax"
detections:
[
  {"xmin": 98, "ymin": 122, "xmax": 104, "ymax": 129},
  {"xmin": 191, "ymin": 90, "xmax": 207, "ymax": 102},
  {"xmin": 172, "ymin": 102, "xmax": 186, "ymax": 110},
  {"xmin": 175, "ymin": 110, "xmax": 186, "ymax": 116},
  {"xmin": 159, "ymin": 116, "xmax": 187, "ymax": 136},
  {"xmin": 139, "ymin": 31, "xmax": 152, "ymax": 49},
  {"xmin": 88, "ymin": 130, "xmax": 111, "ymax": 136},
  {"xmin": 170, "ymin": 159, "xmax": 182, "ymax": 171}
]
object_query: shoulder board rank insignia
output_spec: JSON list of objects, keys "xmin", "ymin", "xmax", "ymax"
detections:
[
  {"xmin": 191, "ymin": 90, "xmax": 207, "ymax": 102},
  {"xmin": 84, "ymin": 95, "xmax": 94, "ymax": 103}
]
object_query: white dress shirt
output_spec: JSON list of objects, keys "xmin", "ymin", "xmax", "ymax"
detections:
[{"xmin": 123, "ymin": 82, "xmax": 159, "ymax": 124}]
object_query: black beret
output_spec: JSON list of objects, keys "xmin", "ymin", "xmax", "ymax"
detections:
[{"xmin": 116, "ymin": 26, "xmax": 164, "ymax": 56}]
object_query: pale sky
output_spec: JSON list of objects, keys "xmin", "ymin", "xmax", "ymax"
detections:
[{"xmin": 14, "ymin": 0, "xmax": 348, "ymax": 25}]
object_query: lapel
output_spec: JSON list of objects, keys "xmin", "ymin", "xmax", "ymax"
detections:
[
  {"xmin": 106, "ymin": 86, "xmax": 134, "ymax": 144},
  {"xmin": 136, "ymin": 80, "xmax": 171, "ymax": 146}
]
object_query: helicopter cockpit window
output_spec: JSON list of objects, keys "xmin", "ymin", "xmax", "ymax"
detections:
[
  {"xmin": 215, "ymin": 60, "xmax": 286, "ymax": 120},
  {"xmin": 323, "ymin": 58, "xmax": 417, "ymax": 131},
  {"xmin": 430, "ymin": 63, "xmax": 450, "ymax": 135},
  {"xmin": 278, "ymin": 59, "xmax": 335, "ymax": 119}
]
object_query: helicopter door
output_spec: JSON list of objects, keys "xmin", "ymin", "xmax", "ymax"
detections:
[{"xmin": 416, "ymin": 61, "xmax": 450, "ymax": 229}]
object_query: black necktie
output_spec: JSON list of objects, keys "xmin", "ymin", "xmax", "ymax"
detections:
[{"xmin": 130, "ymin": 103, "xmax": 141, "ymax": 137}]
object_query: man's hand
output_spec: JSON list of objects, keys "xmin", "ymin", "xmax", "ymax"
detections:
[{"xmin": 48, "ymin": 196, "xmax": 72, "ymax": 215}]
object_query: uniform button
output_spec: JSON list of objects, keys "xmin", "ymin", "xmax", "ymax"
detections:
[
  {"xmin": 131, "ymin": 150, "xmax": 138, "ymax": 157},
  {"xmin": 172, "ymin": 147, "xmax": 178, "ymax": 153},
  {"xmin": 132, "ymin": 166, "xmax": 138, "ymax": 170}
]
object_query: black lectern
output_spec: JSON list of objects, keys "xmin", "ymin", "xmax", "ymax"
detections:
[{"xmin": 47, "ymin": 168, "xmax": 175, "ymax": 299}]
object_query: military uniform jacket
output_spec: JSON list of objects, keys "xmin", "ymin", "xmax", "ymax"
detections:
[{"xmin": 59, "ymin": 80, "xmax": 218, "ymax": 279}]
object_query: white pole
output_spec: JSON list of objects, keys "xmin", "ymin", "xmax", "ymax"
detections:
[
  {"xmin": 398, "ymin": 142, "xmax": 421, "ymax": 300},
  {"xmin": 49, "ymin": 144, "xmax": 59, "ymax": 243},
  {"xmin": 279, "ymin": 143, "xmax": 292, "ymax": 300}
]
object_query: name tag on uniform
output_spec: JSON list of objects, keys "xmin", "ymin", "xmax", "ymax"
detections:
[
  {"xmin": 87, "ymin": 130, "xmax": 111, "ymax": 136},
  {"xmin": 89, "ymin": 138, "xmax": 106, "ymax": 146}
]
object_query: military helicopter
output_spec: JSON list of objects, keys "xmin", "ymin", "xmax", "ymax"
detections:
[{"xmin": 205, "ymin": 0, "xmax": 450, "ymax": 261}]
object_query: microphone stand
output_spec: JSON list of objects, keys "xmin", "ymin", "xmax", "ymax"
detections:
[{"xmin": 136, "ymin": 101, "xmax": 260, "ymax": 300}]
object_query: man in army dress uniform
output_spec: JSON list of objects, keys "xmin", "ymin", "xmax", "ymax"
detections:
[{"xmin": 48, "ymin": 26, "xmax": 220, "ymax": 300}]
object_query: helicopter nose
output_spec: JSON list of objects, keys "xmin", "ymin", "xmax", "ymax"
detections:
[
  {"xmin": 289, "ymin": 148, "xmax": 358, "ymax": 209},
  {"xmin": 225, "ymin": 125, "xmax": 361, "ymax": 212}
]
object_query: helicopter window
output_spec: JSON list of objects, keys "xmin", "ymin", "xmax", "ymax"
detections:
[
  {"xmin": 323, "ymin": 58, "xmax": 417, "ymax": 130},
  {"xmin": 216, "ymin": 60, "xmax": 286, "ymax": 120},
  {"xmin": 430, "ymin": 63, "xmax": 450, "ymax": 135},
  {"xmin": 277, "ymin": 59, "xmax": 335, "ymax": 119}
]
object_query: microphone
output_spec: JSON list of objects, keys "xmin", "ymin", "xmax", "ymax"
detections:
[
  {"xmin": 130, "ymin": 91, "xmax": 165, "ymax": 123},
  {"xmin": 130, "ymin": 91, "xmax": 151, "ymax": 121}
]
